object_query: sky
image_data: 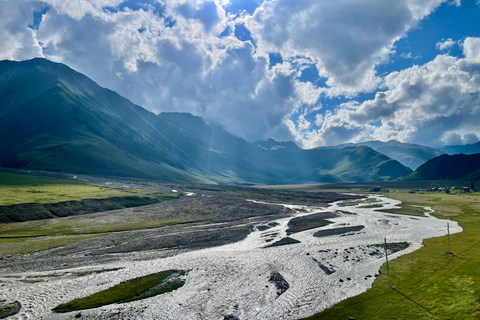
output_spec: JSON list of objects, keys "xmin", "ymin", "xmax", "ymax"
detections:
[{"xmin": 1, "ymin": 0, "xmax": 480, "ymax": 148}]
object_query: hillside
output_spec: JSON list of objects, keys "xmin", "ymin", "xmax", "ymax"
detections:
[
  {"xmin": 334, "ymin": 140, "xmax": 444, "ymax": 170},
  {"xmin": 0, "ymin": 59, "xmax": 204, "ymax": 182},
  {"xmin": 0, "ymin": 58, "xmax": 413, "ymax": 184},
  {"xmin": 265, "ymin": 145, "xmax": 412, "ymax": 183},
  {"xmin": 404, "ymin": 153, "xmax": 480, "ymax": 182}
]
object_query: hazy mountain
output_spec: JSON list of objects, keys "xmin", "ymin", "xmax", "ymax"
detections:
[
  {"xmin": 160, "ymin": 113, "xmax": 412, "ymax": 183},
  {"xmin": 265, "ymin": 145, "xmax": 412, "ymax": 183},
  {"xmin": 333, "ymin": 140, "xmax": 444, "ymax": 170},
  {"xmin": 256, "ymin": 139, "xmax": 301, "ymax": 152},
  {"xmin": 0, "ymin": 58, "xmax": 413, "ymax": 184},
  {"xmin": 404, "ymin": 153, "xmax": 480, "ymax": 182},
  {"xmin": 441, "ymin": 142, "xmax": 480, "ymax": 155},
  {"xmin": 159, "ymin": 112, "xmax": 275, "ymax": 184}
]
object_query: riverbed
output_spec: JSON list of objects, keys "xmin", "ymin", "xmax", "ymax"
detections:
[{"xmin": 0, "ymin": 195, "xmax": 461, "ymax": 319}]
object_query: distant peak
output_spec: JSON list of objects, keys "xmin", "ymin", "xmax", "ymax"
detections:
[{"xmin": 256, "ymin": 138, "xmax": 300, "ymax": 151}]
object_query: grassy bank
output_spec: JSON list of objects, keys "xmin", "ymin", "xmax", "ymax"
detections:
[
  {"xmin": 303, "ymin": 190, "xmax": 480, "ymax": 320},
  {"xmin": 0, "ymin": 172, "xmax": 164, "ymax": 206},
  {"xmin": 0, "ymin": 172, "xmax": 184, "ymax": 257},
  {"xmin": 52, "ymin": 270, "xmax": 185, "ymax": 313}
]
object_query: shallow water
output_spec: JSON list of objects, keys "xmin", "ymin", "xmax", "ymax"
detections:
[{"xmin": 0, "ymin": 195, "xmax": 462, "ymax": 320}]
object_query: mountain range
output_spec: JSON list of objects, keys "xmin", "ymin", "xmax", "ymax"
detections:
[
  {"xmin": 440, "ymin": 142, "xmax": 480, "ymax": 155},
  {"xmin": 0, "ymin": 58, "xmax": 476, "ymax": 185},
  {"xmin": 330, "ymin": 140, "xmax": 444, "ymax": 170}
]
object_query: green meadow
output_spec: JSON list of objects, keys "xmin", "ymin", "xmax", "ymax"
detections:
[
  {"xmin": 304, "ymin": 189, "xmax": 480, "ymax": 320},
  {"xmin": 0, "ymin": 172, "xmax": 166, "ymax": 206},
  {"xmin": 0, "ymin": 172, "xmax": 184, "ymax": 257}
]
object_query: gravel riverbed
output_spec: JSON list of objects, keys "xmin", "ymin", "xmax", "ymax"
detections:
[{"xmin": 0, "ymin": 195, "xmax": 461, "ymax": 320}]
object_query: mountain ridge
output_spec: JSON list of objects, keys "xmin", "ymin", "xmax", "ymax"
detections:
[
  {"xmin": 404, "ymin": 153, "xmax": 480, "ymax": 182},
  {"xmin": 0, "ymin": 58, "xmax": 413, "ymax": 184}
]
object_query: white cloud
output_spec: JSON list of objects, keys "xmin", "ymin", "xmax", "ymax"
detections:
[
  {"xmin": 42, "ymin": 0, "xmax": 125, "ymax": 20},
  {"xmin": 0, "ymin": 0, "xmax": 44, "ymax": 61},
  {"xmin": 463, "ymin": 37, "xmax": 480, "ymax": 63},
  {"xmin": 295, "ymin": 37, "xmax": 480, "ymax": 147},
  {"xmin": 246, "ymin": 0, "xmax": 446, "ymax": 96},
  {"xmin": 436, "ymin": 38, "xmax": 457, "ymax": 51},
  {"xmin": 3, "ymin": 0, "xmax": 478, "ymax": 149}
]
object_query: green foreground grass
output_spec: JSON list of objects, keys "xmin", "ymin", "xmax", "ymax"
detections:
[
  {"xmin": 303, "ymin": 190, "xmax": 480, "ymax": 320},
  {"xmin": 52, "ymin": 270, "xmax": 184, "ymax": 313}
]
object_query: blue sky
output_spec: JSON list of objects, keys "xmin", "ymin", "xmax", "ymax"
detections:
[{"xmin": 1, "ymin": 0, "xmax": 480, "ymax": 148}]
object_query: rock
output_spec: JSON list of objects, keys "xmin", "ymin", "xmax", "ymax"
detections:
[{"xmin": 268, "ymin": 272, "xmax": 290, "ymax": 297}]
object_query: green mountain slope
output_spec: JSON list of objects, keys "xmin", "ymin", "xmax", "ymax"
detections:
[
  {"xmin": 159, "ymin": 112, "xmax": 280, "ymax": 184},
  {"xmin": 266, "ymin": 145, "xmax": 412, "ymax": 183},
  {"xmin": 0, "ymin": 58, "xmax": 413, "ymax": 184},
  {"xmin": 404, "ymin": 153, "xmax": 480, "ymax": 181},
  {"xmin": 0, "ymin": 59, "xmax": 202, "ymax": 182}
]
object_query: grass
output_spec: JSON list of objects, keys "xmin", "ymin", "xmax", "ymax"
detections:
[
  {"xmin": 0, "ymin": 234, "xmax": 101, "ymax": 258},
  {"xmin": 0, "ymin": 172, "xmax": 188, "ymax": 256},
  {"xmin": 286, "ymin": 213, "xmax": 336, "ymax": 235},
  {"xmin": 379, "ymin": 203, "xmax": 430, "ymax": 216},
  {"xmin": 303, "ymin": 189, "xmax": 480, "ymax": 320},
  {"xmin": 0, "ymin": 300, "xmax": 21, "ymax": 318},
  {"xmin": 52, "ymin": 270, "xmax": 184, "ymax": 313},
  {"xmin": 0, "ymin": 172, "xmax": 164, "ymax": 206},
  {"xmin": 358, "ymin": 204, "xmax": 384, "ymax": 209}
]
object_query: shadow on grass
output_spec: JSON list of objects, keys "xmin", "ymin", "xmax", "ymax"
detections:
[{"xmin": 390, "ymin": 287, "xmax": 433, "ymax": 315}]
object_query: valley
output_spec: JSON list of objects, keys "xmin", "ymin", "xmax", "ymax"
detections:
[
  {"xmin": 0, "ymin": 174, "xmax": 472, "ymax": 320},
  {"xmin": 2, "ymin": 2, "xmax": 480, "ymax": 319}
]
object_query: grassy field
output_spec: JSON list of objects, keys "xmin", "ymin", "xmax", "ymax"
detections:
[
  {"xmin": 52, "ymin": 270, "xmax": 185, "ymax": 313},
  {"xmin": 0, "ymin": 172, "xmax": 166, "ymax": 206},
  {"xmin": 303, "ymin": 189, "xmax": 480, "ymax": 320},
  {"xmin": 0, "ymin": 172, "xmax": 186, "ymax": 257}
]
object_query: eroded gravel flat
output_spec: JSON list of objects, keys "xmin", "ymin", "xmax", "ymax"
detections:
[{"xmin": 0, "ymin": 194, "xmax": 462, "ymax": 320}]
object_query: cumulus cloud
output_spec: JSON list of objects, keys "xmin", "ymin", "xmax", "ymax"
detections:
[
  {"xmin": 246, "ymin": 0, "xmax": 446, "ymax": 95},
  {"xmin": 30, "ymin": 0, "xmax": 320, "ymax": 141},
  {"xmin": 0, "ymin": 0, "xmax": 44, "ymax": 61},
  {"xmin": 2, "ymin": 0, "xmax": 477, "ymax": 148},
  {"xmin": 294, "ymin": 37, "xmax": 480, "ymax": 147},
  {"xmin": 436, "ymin": 38, "xmax": 457, "ymax": 51}
]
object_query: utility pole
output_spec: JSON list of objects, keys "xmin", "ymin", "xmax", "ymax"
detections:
[
  {"xmin": 384, "ymin": 237, "xmax": 391, "ymax": 287},
  {"xmin": 447, "ymin": 222, "xmax": 450, "ymax": 252}
]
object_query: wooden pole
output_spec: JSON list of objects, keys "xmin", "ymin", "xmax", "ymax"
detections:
[
  {"xmin": 447, "ymin": 222, "xmax": 451, "ymax": 254},
  {"xmin": 384, "ymin": 237, "xmax": 391, "ymax": 287}
]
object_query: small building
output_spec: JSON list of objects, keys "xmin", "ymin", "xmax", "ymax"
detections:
[
  {"xmin": 370, "ymin": 186, "xmax": 382, "ymax": 192},
  {"xmin": 461, "ymin": 187, "xmax": 470, "ymax": 193}
]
